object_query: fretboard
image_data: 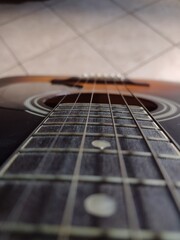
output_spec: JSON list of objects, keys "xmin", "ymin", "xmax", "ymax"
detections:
[{"xmin": 0, "ymin": 102, "xmax": 180, "ymax": 240}]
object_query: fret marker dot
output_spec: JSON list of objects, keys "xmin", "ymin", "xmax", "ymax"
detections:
[
  {"xmin": 84, "ymin": 194, "xmax": 116, "ymax": 218},
  {"xmin": 92, "ymin": 140, "xmax": 111, "ymax": 150}
]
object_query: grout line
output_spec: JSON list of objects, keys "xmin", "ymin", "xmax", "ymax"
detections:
[
  {"xmin": 110, "ymin": 0, "xmax": 180, "ymax": 75},
  {"xmin": 0, "ymin": 63, "xmax": 27, "ymax": 77},
  {"xmin": 0, "ymin": 6, "xmax": 79, "ymax": 69},
  {"xmin": 0, "ymin": 6, "xmax": 50, "ymax": 71},
  {"xmin": 46, "ymin": 0, "xmax": 129, "ymax": 36},
  {"xmin": 124, "ymin": 46, "xmax": 174, "ymax": 76},
  {"xmin": 47, "ymin": 0, "xmax": 177, "ymax": 76},
  {"xmin": 1, "ymin": 0, "xmax": 178, "ymax": 77},
  {"xmin": 47, "ymin": 3, "xmax": 128, "ymax": 74},
  {"xmin": 80, "ymin": 14, "xmax": 127, "ymax": 36},
  {"xmin": 0, "ymin": 35, "xmax": 22, "ymax": 73},
  {"xmin": 22, "ymin": 35, "xmax": 79, "ymax": 72},
  {"xmin": 19, "ymin": 63, "xmax": 29, "ymax": 75},
  {"xmin": 42, "ymin": 0, "xmax": 60, "ymax": 7},
  {"xmin": 122, "ymin": 6, "xmax": 180, "ymax": 75},
  {"xmin": 0, "ymin": 3, "xmax": 46, "ymax": 28},
  {"xmin": 111, "ymin": 0, "xmax": 162, "ymax": 15},
  {"xmin": 131, "ymin": 6, "xmax": 177, "ymax": 46},
  {"xmin": 18, "ymin": 3, "xmax": 86, "ymax": 67},
  {"xmin": 173, "ymin": 37, "xmax": 180, "ymax": 47},
  {"xmin": 22, "ymin": 2, "xmax": 124, "ymax": 75},
  {"xmin": 0, "ymin": 32, "xmax": 29, "ymax": 76},
  {"xmin": 80, "ymin": 18, "xmax": 172, "ymax": 77},
  {"xmin": 79, "ymin": 34, "xmax": 122, "ymax": 73}
]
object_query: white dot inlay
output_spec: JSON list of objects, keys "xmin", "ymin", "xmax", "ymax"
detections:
[
  {"xmin": 92, "ymin": 140, "xmax": 111, "ymax": 150},
  {"xmin": 84, "ymin": 193, "xmax": 116, "ymax": 218}
]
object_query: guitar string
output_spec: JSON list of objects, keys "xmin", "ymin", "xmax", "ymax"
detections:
[
  {"xmin": 0, "ymin": 76, "xmax": 90, "ymax": 240},
  {"xmin": 123, "ymin": 84, "xmax": 180, "ymax": 213},
  {"xmin": 105, "ymin": 78, "xmax": 140, "ymax": 240},
  {"xmin": 58, "ymin": 77, "xmax": 97, "ymax": 240}
]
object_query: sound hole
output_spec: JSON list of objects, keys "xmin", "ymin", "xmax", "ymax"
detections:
[{"xmin": 44, "ymin": 93, "xmax": 158, "ymax": 112}]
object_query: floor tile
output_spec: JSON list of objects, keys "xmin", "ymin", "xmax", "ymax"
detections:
[
  {"xmin": 135, "ymin": 0, "xmax": 180, "ymax": 44},
  {"xmin": 23, "ymin": 38, "xmax": 117, "ymax": 75},
  {"xmin": 51, "ymin": 0, "xmax": 126, "ymax": 34},
  {"xmin": 0, "ymin": 65, "xmax": 26, "ymax": 78},
  {"xmin": 85, "ymin": 15, "xmax": 170, "ymax": 73},
  {"xmin": 0, "ymin": 1, "xmax": 44, "ymax": 26},
  {"xmin": 0, "ymin": 7, "xmax": 77, "ymax": 62},
  {"xmin": 0, "ymin": 38, "xmax": 18, "ymax": 74},
  {"xmin": 128, "ymin": 47, "xmax": 180, "ymax": 82},
  {"xmin": 112, "ymin": 0, "xmax": 158, "ymax": 12}
]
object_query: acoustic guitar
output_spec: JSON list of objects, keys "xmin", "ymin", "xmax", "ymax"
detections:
[{"xmin": 0, "ymin": 75, "xmax": 180, "ymax": 240}]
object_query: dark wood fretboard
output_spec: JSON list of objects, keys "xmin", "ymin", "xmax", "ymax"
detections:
[{"xmin": 0, "ymin": 102, "xmax": 180, "ymax": 240}]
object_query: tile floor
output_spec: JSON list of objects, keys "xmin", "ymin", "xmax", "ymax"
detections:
[{"xmin": 0, "ymin": 0, "xmax": 180, "ymax": 82}]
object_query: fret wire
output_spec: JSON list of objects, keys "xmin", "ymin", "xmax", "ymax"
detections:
[
  {"xmin": 0, "ymin": 76, "xmax": 89, "ymax": 240},
  {"xmin": 54, "ymin": 104, "xmax": 129, "ymax": 111},
  {"xmin": 43, "ymin": 121, "xmax": 158, "ymax": 130},
  {"xmin": 51, "ymin": 114, "xmax": 132, "ymax": 119},
  {"xmin": 55, "ymin": 105, "xmax": 144, "ymax": 111},
  {"xmin": 54, "ymin": 111, "xmax": 140, "ymax": 117},
  {"xmin": 3, "ymin": 170, "xmax": 180, "ymax": 191},
  {"xmin": 34, "ymin": 132, "xmax": 142, "ymax": 138},
  {"xmin": 19, "ymin": 147, "xmax": 180, "ymax": 160},
  {"xmin": 119, "ymin": 84, "xmax": 180, "ymax": 213},
  {"xmin": 33, "ymin": 132, "xmax": 143, "ymax": 139},
  {"xmin": 33, "ymin": 131, "xmax": 168, "ymax": 142},
  {"xmin": 48, "ymin": 114, "xmax": 151, "ymax": 122},
  {"xmin": 59, "ymin": 78, "xmax": 97, "ymax": 240},
  {"xmin": 0, "ymin": 223, "xmax": 179, "ymax": 240},
  {"xmin": 55, "ymin": 102, "xmax": 145, "ymax": 109},
  {"xmin": 1, "ymin": 173, "xmax": 176, "ymax": 188},
  {"xmin": 105, "ymin": 80, "xmax": 140, "ymax": 236},
  {"xmin": 56, "ymin": 102, "xmax": 138, "ymax": 108},
  {"xmin": 44, "ymin": 121, "xmax": 136, "ymax": 127},
  {"xmin": 50, "ymin": 109, "xmax": 150, "ymax": 117}
]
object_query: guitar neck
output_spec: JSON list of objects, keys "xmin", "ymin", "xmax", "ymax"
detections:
[{"xmin": 0, "ymin": 91, "xmax": 180, "ymax": 240}]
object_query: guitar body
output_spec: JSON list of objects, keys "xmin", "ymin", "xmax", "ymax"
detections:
[
  {"xmin": 0, "ymin": 75, "xmax": 180, "ymax": 239},
  {"xmin": 1, "ymin": 76, "xmax": 180, "ymax": 164}
]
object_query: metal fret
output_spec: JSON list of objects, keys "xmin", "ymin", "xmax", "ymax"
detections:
[
  {"xmin": 2, "ymin": 173, "xmax": 180, "ymax": 188},
  {"xmin": 34, "ymin": 132, "xmax": 142, "ymax": 139},
  {"xmin": 18, "ymin": 148, "xmax": 180, "ymax": 160},
  {"xmin": 44, "ymin": 121, "xmax": 159, "ymax": 130},
  {"xmin": 49, "ymin": 111, "xmax": 149, "ymax": 122},
  {"xmin": 33, "ymin": 132, "xmax": 168, "ymax": 142},
  {"xmin": 0, "ymin": 174, "xmax": 167, "ymax": 186},
  {"xmin": 0, "ymin": 223, "xmax": 180, "ymax": 240}
]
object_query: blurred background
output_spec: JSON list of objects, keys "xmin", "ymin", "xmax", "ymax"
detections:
[{"xmin": 0, "ymin": 0, "xmax": 180, "ymax": 82}]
